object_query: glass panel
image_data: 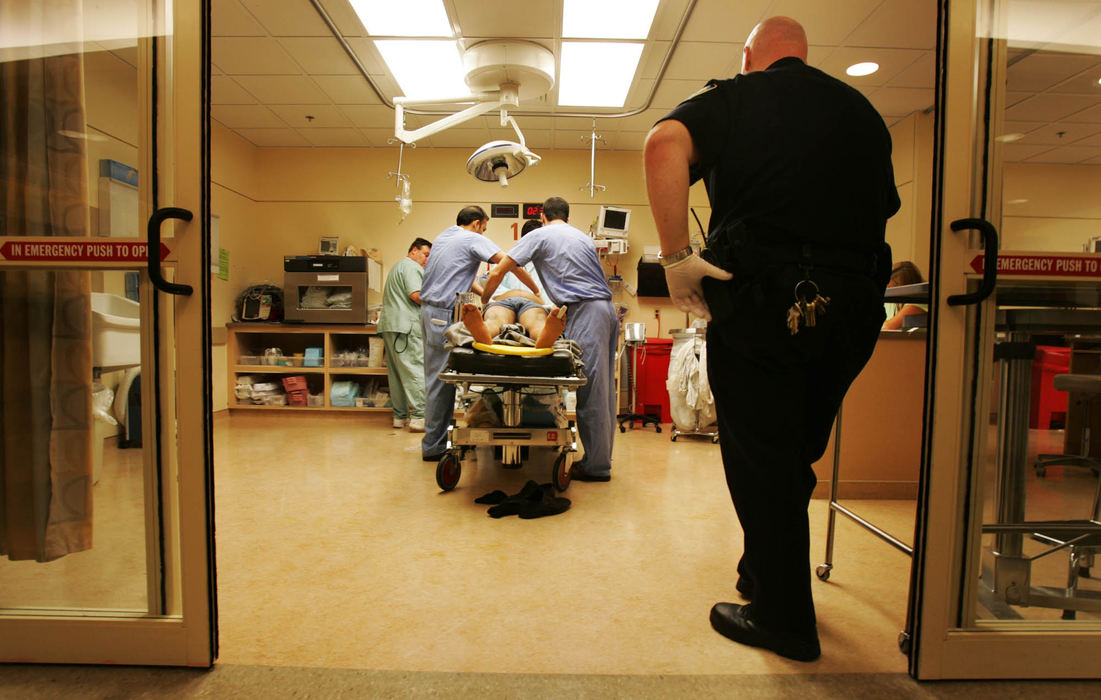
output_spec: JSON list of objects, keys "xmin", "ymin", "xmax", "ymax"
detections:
[
  {"xmin": 0, "ymin": 2, "xmax": 157, "ymax": 614},
  {"xmin": 972, "ymin": 0, "xmax": 1101, "ymax": 625}
]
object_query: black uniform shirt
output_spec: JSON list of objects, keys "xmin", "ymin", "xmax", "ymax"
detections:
[{"xmin": 660, "ymin": 57, "xmax": 901, "ymax": 251}]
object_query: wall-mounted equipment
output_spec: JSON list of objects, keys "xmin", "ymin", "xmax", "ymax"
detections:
[
  {"xmin": 596, "ymin": 205, "xmax": 631, "ymax": 238},
  {"xmin": 283, "ymin": 256, "xmax": 368, "ymax": 324}
]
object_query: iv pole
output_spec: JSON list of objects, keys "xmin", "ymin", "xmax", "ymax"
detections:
[{"xmin": 580, "ymin": 119, "xmax": 607, "ymax": 198}]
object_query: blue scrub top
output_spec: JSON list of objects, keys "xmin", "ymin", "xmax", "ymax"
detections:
[
  {"xmin": 506, "ymin": 222, "xmax": 610, "ymax": 305},
  {"xmin": 420, "ymin": 225, "xmax": 501, "ymax": 307}
]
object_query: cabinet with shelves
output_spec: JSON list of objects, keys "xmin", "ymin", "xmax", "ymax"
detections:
[{"xmin": 227, "ymin": 323, "xmax": 389, "ymax": 412}]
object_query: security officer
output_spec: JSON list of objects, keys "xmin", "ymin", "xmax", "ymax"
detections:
[
  {"xmin": 644, "ymin": 17, "xmax": 899, "ymax": 661},
  {"xmin": 419, "ymin": 206, "xmax": 538, "ymax": 461}
]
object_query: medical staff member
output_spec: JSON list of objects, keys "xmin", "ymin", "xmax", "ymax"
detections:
[
  {"xmin": 420, "ymin": 205, "xmax": 538, "ymax": 461},
  {"xmin": 379, "ymin": 237, "xmax": 431, "ymax": 432},
  {"xmin": 481, "ymin": 196, "xmax": 618, "ymax": 482},
  {"xmin": 644, "ymin": 17, "xmax": 898, "ymax": 661}
]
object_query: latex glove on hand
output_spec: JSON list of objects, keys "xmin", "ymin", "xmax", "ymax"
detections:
[{"xmin": 662, "ymin": 254, "xmax": 733, "ymax": 321}]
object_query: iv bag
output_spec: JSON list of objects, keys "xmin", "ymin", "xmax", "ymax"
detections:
[{"xmin": 398, "ymin": 178, "xmax": 412, "ymax": 218}]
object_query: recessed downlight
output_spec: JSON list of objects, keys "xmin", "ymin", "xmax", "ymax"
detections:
[
  {"xmin": 996, "ymin": 133, "xmax": 1025, "ymax": 143},
  {"xmin": 846, "ymin": 62, "xmax": 879, "ymax": 77}
]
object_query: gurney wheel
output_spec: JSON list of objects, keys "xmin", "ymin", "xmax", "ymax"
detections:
[
  {"xmin": 670, "ymin": 434, "xmax": 677, "ymax": 442},
  {"xmin": 712, "ymin": 435, "xmax": 719, "ymax": 444},
  {"xmin": 553, "ymin": 453, "xmax": 571, "ymax": 492},
  {"xmin": 436, "ymin": 453, "xmax": 461, "ymax": 491},
  {"xmin": 815, "ymin": 564, "xmax": 832, "ymax": 581}
]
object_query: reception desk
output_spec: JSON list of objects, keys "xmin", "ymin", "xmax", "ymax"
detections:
[{"xmin": 811, "ymin": 330, "xmax": 926, "ymax": 499}]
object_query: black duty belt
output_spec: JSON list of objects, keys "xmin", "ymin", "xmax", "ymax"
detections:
[{"xmin": 736, "ymin": 240, "xmax": 883, "ymax": 277}]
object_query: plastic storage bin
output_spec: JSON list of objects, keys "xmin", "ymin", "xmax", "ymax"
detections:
[
  {"xmin": 1030, "ymin": 345, "xmax": 1071, "ymax": 429},
  {"xmin": 636, "ymin": 337, "xmax": 673, "ymax": 423}
]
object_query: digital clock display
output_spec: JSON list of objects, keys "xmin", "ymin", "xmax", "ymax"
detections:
[
  {"xmin": 491, "ymin": 203, "xmax": 519, "ymax": 218},
  {"xmin": 523, "ymin": 202, "xmax": 543, "ymax": 219}
]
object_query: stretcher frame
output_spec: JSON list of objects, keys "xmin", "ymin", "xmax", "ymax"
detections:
[{"xmin": 436, "ymin": 368, "xmax": 587, "ymax": 492}]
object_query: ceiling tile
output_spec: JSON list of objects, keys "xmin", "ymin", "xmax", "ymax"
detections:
[
  {"xmin": 452, "ymin": 0, "xmax": 557, "ymax": 38},
  {"xmin": 772, "ymin": 0, "xmax": 881, "ymax": 43},
  {"xmin": 843, "ymin": 0, "xmax": 936, "ymax": 50},
  {"xmin": 212, "ymin": 76, "xmax": 259, "ymax": 105},
  {"xmin": 239, "ymin": 0, "xmax": 331, "ymax": 37},
  {"xmin": 554, "ymin": 130, "xmax": 594, "ymax": 150},
  {"xmin": 315, "ymin": 75, "xmax": 384, "ymax": 104},
  {"xmin": 1018, "ymin": 122, "xmax": 1101, "ymax": 146},
  {"xmin": 110, "ymin": 46, "xmax": 138, "ymax": 68},
  {"xmin": 817, "ymin": 47, "xmax": 926, "ymax": 87},
  {"xmin": 608, "ymin": 108, "xmax": 667, "ymax": 132},
  {"xmin": 680, "ymin": 0, "xmax": 772, "ymax": 43},
  {"xmin": 1004, "ymin": 93, "xmax": 1099, "ymax": 122},
  {"xmin": 270, "ymin": 104, "xmax": 354, "ymax": 128},
  {"xmin": 1079, "ymin": 131, "xmax": 1101, "ymax": 147},
  {"xmin": 299, "ymin": 128, "xmax": 369, "ymax": 147},
  {"xmin": 213, "ymin": 0, "xmax": 266, "ymax": 37},
  {"xmin": 233, "ymin": 75, "xmax": 332, "ymax": 104},
  {"xmin": 234, "ymin": 128, "xmax": 312, "ymax": 147},
  {"xmin": 651, "ymin": 0, "xmax": 695, "ymax": 42},
  {"xmin": 1050, "ymin": 68, "xmax": 1101, "ymax": 95},
  {"xmin": 1007, "ymin": 52, "xmax": 1101, "ymax": 92},
  {"xmin": 866, "ymin": 87, "xmax": 935, "ymax": 119},
  {"xmin": 1000, "ymin": 120, "xmax": 1047, "ymax": 138},
  {"xmin": 664, "ymin": 41, "xmax": 738, "ymax": 81},
  {"xmin": 1064, "ymin": 102, "xmax": 1101, "ymax": 123},
  {"xmin": 360, "ymin": 128, "xmax": 399, "ymax": 146},
  {"xmin": 887, "ymin": 52, "xmax": 935, "ymax": 90},
  {"xmin": 638, "ymin": 41, "xmax": 673, "ymax": 81},
  {"xmin": 650, "ymin": 78, "xmax": 708, "ymax": 109},
  {"xmin": 340, "ymin": 104, "xmax": 398, "ymax": 128},
  {"xmin": 616, "ymin": 131, "xmax": 648, "ymax": 151},
  {"xmin": 213, "ymin": 37, "xmax": 302, "ymax": 74},
  {"xmin": 278, "ymin": 38, "xmax": 359, "ymax": 75},
  {"xmin": 1025, "ymin": 145, "xmax": 1101, "ymax": 164},
  {"xmin": 344, "ymin": 38, "xmax": 398, "ymax": 75},
  {"xmin": 211, "ymin": 104, "xmax": 286, "ymax": 128},
  {"xmin": 1001, "ymin": 143, "xmax": 1056, "ymax": 162},
  {"xmin": 425, "ymin": 128, "xmax": 491, "ymax": 148}
]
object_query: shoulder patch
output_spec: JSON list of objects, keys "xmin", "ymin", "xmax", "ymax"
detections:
[{"xmin": 685, "ymin": 82, "xmax": 718, "ymax": 102}]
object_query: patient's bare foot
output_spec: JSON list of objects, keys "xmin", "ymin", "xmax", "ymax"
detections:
[
  {"xmin": 535, "ymin": 306, "xmax": 566, "ymax": 348},
  {"xmin": 461, "ymin": 303, "xmax": 493, "ymax": 344}
]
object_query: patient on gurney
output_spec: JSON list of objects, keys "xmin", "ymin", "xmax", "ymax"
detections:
[{"xmin": 460, "ymin": 291, "xmax": 566, "ymax": 349}]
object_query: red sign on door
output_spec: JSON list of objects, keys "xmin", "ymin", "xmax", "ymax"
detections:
[
  {"xmin": 0, "ymin": 240, "xmax": 170, "ymax": 262},
  {"xmin": 969, "ymin": 254, "xmax": 1101, "ymax": 276}
]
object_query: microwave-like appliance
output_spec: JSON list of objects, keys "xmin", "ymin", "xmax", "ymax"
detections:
[{"xmin": 283, "ymin": 255, "xmax": 368, "ymax": 324}]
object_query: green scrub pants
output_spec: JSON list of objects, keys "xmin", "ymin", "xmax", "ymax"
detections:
[{"xmin": 381, "ymin": 330, "xmax": 425, "ymax": 420}]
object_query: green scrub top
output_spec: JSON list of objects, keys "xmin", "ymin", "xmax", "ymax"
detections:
[{"xmin": 378, "ymin": 256, "xmax": 424, "ymax": 334}]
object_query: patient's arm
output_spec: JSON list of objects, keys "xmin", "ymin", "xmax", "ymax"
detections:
[
  {"xmin": 511, "ymin": 266, "xmax": 540, "ymax": 296},
  {"xmin": 482, "ymin": 255, "xmax": 517, "ymax": 304}
]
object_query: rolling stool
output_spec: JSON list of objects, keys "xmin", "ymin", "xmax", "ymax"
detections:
[{"xmin": 1031, "ymin": 374, "xmax": 1101, "ymax": 618}]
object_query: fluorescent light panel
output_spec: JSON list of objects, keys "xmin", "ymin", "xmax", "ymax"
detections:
[
  {"xmin": 562, "ymin": 0, "xmax": 660, "ymax": 39},
  {"xmin": 374, "ymin": 40, "xmax": 470, "ymax": 99},
  {"xmin": 558, "ymin": 42, "xmax": 644, "ymax": 107},
  {"xmin": 350, "ymin": 0, "xmax": 452, "ymax": 37}
]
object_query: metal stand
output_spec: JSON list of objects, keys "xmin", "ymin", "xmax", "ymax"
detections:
[
  {"xmin": 616, "ymin": 341, "xmax": 661, "ymax": 433},
  {"xmin": 815, "ymin": 403, "xmax": 914, "ymax": 654}
]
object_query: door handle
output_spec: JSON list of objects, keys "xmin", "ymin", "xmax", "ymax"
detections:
[
  {"xmin": 147, "ymin": 207, "xmax": 194, "ymax": 296},
  {"xmin": 947, "ymin": 217, "xmax": 998, "ymax": 306}
]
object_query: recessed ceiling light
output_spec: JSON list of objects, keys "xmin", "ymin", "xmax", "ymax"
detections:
[
  {"xmin": 558, "ymin": 42, "xmax": 645, "ymax": 107},
  {"xmin": 350, "ymin": 0, "xmax": 452, "ymax": 37},
  {"xmin": 846, "ymin": 62, "xmax": 879, "ymax": 77},
  {"xmin": 374, "ymin": 40, "xmax": 469, "ymax": 99},
  {"xmin": 562, "ymin": 0, "xmax": 660, "ymax": 40},
  {"xmin": 996, "ymin": 133, "xmax": 1025, "ymax": 143}
]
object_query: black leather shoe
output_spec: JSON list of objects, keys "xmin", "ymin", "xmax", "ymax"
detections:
[
  {"xmin": 709, "ymin": 603, "xmax": 820, "ymax": 662},
  {"xmin": 568, "ymin": 466, "xmax": 610, "ymax": 482}
]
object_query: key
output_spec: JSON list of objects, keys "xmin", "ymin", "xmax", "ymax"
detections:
[{"xmin": 786, "ymin": 302, "xmax": 802, "ymax": 335}]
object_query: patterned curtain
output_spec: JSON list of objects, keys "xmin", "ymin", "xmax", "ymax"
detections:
[{"xmin": 0, "ymin": 1, "xmax": 94, "ymax": 562}]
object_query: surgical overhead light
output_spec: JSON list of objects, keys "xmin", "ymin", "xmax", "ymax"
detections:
[{"xmin": 467, "ymin": 141, "xmax": 539, "ymax": 187}]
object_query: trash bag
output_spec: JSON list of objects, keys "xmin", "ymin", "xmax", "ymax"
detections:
[{"xmin": 92, "ymin": 381, "xmax": 118, "ymax": 426}]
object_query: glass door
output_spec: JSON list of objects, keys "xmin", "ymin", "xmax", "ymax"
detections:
[
  {"xmin": 909, "ymin": 0, "xmax": 1101, "ymax": 678},
  {"xmin": 0, "ymin": 0, "xmax": 215, "ymax": 664}
]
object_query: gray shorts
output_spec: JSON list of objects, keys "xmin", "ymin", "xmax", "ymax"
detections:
[{"xmin": 485, "ymin": 295, "xmax": 544, "ymax": 319}]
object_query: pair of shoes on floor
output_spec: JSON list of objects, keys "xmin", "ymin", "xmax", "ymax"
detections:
[
  {"xmin": 407, "ymin": 418, "xmax": 425, "ymax": 432},
  {"xmin": 709, "ymin": 603, "xmax": 820, "ymax": 662},
  {"xmin": 392, "ymin": 417, "xmax": 406, "ymax": 429},
  {"xmin": 479, "ymin": 480, "xmax": 571, "ymax": 519},
  {"xmin": 568, "ymin": 465, "xmax": 610, "ymax": 482}
]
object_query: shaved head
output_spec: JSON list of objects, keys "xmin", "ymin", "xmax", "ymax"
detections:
[{"xmin": 741, "ymin": 16, "xmax": 808, "ymax": 74}]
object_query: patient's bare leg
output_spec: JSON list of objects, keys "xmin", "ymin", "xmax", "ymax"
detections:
[
  {"xmin": 461, "ymin": 303, "xmax": 493, "ymax": 344},
  {"xmin": 482, "ymin": 304, "xmax": 515, "ymax": 340},
  {"xmin": 521, "ymin": 306, "xmax": 566, "ymax": 348}
]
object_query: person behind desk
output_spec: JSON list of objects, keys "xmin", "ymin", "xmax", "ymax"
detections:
[
  {"xmin": 882, "ymin": 261, "xmax": 928, "ymax": 330},
  {"xmin": 419, "ymin": 205, "xmax": 539, "ymax": 462},
  {"xmin": 379, "ymin": 237, "xmax": 431, "ymax": 431},
  {"xmin": 481, "ymin": 196, "xmax": 618, "ymax": 483}
]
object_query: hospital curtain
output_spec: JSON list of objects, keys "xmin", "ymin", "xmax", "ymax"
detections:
[{"xmin": 0, "ymin": 0, "xmax": 94, "ymax": 561}]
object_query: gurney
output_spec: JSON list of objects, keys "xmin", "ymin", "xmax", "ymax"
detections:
[{"xmin": 435, "ymin": 340, "xmax": 587, "ymax": 493}]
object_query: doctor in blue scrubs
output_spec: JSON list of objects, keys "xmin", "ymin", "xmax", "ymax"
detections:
[
  {"xmin": 481, "ymin": 196, "xmax": 618, "ymax": 481},
  {"xmin": 419, "ymin": 205, "xmax": 538, "ymax": 461}
]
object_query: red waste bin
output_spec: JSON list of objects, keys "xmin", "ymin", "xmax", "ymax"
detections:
[
  {"xmin": 1030, "ymin": 345, "xmax": 1070, "ymax": 429},
  {"xmin": 635, "ymin": 338, "xmax": 673, "ymax": 423}
]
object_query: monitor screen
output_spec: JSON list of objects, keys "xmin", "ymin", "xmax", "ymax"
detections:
[
  {"xmin": 603, "ymin": 208, "xmax": 628, "ymax": 231},
  {"xmin": 598, "ymin": 206, "xmax": 630, "ymax": 237}
]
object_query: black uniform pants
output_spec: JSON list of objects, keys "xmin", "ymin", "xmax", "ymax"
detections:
[{"xmin": 706, "ymin": 263, "xmax": 886, "ymax": 637}]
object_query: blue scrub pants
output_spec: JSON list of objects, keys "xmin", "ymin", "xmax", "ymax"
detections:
[
  {"xmin": 565, "ymin": 299, "xmax": 618, "ymax": 477},
  {"xmin": 420, "ymin": 303, "xmax": 454, "ymax": 459},
  {"xmin": 381, "ymin": 330, "xmax": 425, "ymax": 420}
]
